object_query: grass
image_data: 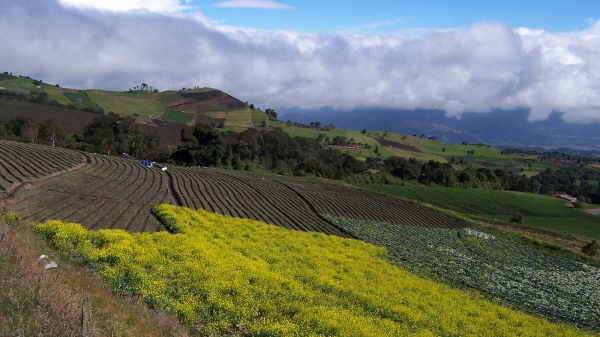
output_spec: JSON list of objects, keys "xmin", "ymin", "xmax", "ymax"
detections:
[
  {"xmin": 62, "ymin": 91, "xmax": 101, "ymax": 110},
  {"xmin": 0, "ymin": 214, "xmax": 187, "ymax": 337},
  {"xmin": 251, "ymin": 109, "xmax": 269, "ymax": 127},
  {"xmin": 85, "ymin": 90, "xmax": 165, "ymax": 116},
  {"xmin": 0, "ymin": 78, "xmax": 69, "ymax": 104},
  {"xmin": 162, "ymin": 110, "xmax": 195, "ymax": 122},
  {"xmin": 358, "ymin": 184, "xmax": 600, "ymax": 239},
  {"xmin": 225, "ymin": 108, "xmax": 253, "ymax": 128}
]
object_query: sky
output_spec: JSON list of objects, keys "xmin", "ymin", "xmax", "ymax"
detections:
[{"xmin": 1, "ymin": 0, "xmax": 600, "ymax": 124}]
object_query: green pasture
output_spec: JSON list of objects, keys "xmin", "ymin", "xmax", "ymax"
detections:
[
  {"xmin": 360, "ymin": 185, "xmax": 574, "ymax": 217},
  {"xmin": 251, "ymin": 109, "xmax": 269, "ymax": 127},
  {"xmin": 86, "ymin": 90, "xmax": 164, "ymax": 116},
  {"xmin": 359, "ymin": 184, "xmax": 600, "ymax": 239},
  {"xmin": 0, "ymin": 78, "xmax": 69, "ymax": 104},
  {"xmin": 162, "ymin": 110, "xmax": 195, "ymax": 122}
]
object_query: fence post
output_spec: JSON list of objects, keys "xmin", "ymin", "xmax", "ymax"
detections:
[{"xmin": 82, "ymin": 294, "xmax": 91, "ymax": 337}]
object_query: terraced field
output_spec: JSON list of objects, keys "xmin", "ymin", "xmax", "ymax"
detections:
[
  {"xmin": 1, "ymin": 140, "xmax": 468, "ymax": 236},
  {"xmin": 0, "ymin": 140, "xmax": 85, "ymax": 193},
  {"xmin": 7, "ymin": 154, "xmax": 173, "ymax": 233}
]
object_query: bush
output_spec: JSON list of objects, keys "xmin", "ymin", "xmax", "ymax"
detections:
[
  {"xmin": 582, "ymin": 240, "xmax": 599, "ymax": 257},
  {"xmin": 510, "ymin": 211, "xmax": 524, "ymax": 224},
  {"xmin": 573, "ymin": 202, "xmax": 585, "ymax": 209}
]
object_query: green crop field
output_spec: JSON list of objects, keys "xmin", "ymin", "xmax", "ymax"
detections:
[
  {"xmin": 162, "ymin": 110, "xmax": 195, "ymax": 122},
  {"xmin": 84, "ymin": 90, "xmax": 164, "ymax": 116},
  {"xmin": 359, "ymin": 184, "xmax": 600, "ymax": 239},
  {"xmin": 62, "ymin": 91, "xmax": 101, "ymax": 110},
  {"xmin": 324, "ymin": 215, "xmax": 600, "ymax": 329}
]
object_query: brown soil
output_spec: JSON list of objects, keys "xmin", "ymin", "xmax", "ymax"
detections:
[
  {"xmin": 376, "ymin": 139, "xmax": 423, "ymax": 153},
  {"xmin": 195, "ymin": 114, "xmax": 225, "ymax": 125},
  {"xmin": 197, "ymin": 100, "xmax": 221, "ymax": 112},
  {"xmin": 140, "ymin": 121, "xmax": 183, "ymax": 146},
  {"xmin": 217, "ymin": 95, "xmax": 246, "ymax": 109},
  {"xmin": 0, "ymin": 98, "xmax": 98, "ymax": 133},
  {"xmin": 181, "ymin": 90, "xmax": 223, "ymax": 101}
]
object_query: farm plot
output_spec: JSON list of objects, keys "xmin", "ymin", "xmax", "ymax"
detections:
[
  {"xmin": 62, "ymin": 91, "xmax": 101, "ymax": 110},
  {"xmin": 168, "ymin": 167, "xmax": 349, "ymax": 236},
  {"xmin": 323, "ymin": 214, "xmax": 600, "ymax": 329},
  {"xmin": 360, "ymin": 185, "xmax": 576, "ymax": 217},
  {"xmin": 0, "ymin": 140, "xmax": 85, "ymax": 193},
  {"xmin": 7, "ymin": 154, "xmax": 173, "ymax": 233},
  {"xmin": 285, "ymin": 182, "xmax": 467, "ymax": 229},
  {"xmin": 0, "ymin": 98, "xmax": 97, "ymax": 133}
]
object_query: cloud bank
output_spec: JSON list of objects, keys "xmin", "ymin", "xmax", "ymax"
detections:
[
  {"xmin": 2, "ymin": 0, "xmax": 600, "ymax": 124},
  {"xmin": 212, "ymin": 0, "xmax": 295, "ymax": 10}
]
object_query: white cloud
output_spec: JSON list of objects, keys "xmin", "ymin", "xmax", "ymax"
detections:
[
  {"xmin": 57, "ymin": 0, "xmax": 194, "ymax": 13},
  {"xmin": 3, "ymin": 1, "xmax": 600, "ymax": 124},
  {"xmin": 212, "ymin": 0, "xmax": 294, "ymax": 10}
]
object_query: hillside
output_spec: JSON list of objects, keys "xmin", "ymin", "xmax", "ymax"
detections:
[
  {"xmin": 0, "ymin": 75, "xmax": 583, "ymax": 174},
  {"xmin": 1, "ymin": 140, "xmax": 600, "ymax": 334}
]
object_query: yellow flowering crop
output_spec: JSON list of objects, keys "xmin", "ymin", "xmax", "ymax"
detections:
[{"xmin": 34, "ymin": 205, "xmax": 595, "ymax": 336}]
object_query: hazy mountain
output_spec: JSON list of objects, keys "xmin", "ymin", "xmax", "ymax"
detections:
[{"xmin": 279, "ymin": 108, "xmax": 600, "ymax": 150}]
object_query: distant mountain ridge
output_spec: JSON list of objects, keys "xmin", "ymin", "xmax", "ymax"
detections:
[{"xmin": 279, "ymin": 107, "xmax": 600, "ymax": 150}]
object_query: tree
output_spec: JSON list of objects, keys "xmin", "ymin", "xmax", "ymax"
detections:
[
  {"xmin": 180, "ymin": 123, "xmax": 226, "ymax": 167},
  {"xmin": 265, "ymin": 108, "xmax": 278, "ymax": 120},
  {"xmin": 39, "ymin": 119, "xmax": 68, "ymax": 147},
  {"xmin": 361, "ymin": 129, "xmax": 367, "ymax": 134},
  {"xmin": 442, "ymin": 147, "xmax": 446, "ymax": 153},
  {"xmin": 374, "ymin": 145, "xmax": 379, "ymax": 154},
  {"xmin": 314, "ymin": 122, "xmax": 321, "ymax": 128}
]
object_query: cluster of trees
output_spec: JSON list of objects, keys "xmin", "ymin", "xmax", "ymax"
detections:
[
  {"xmin": 170, "ymin": 124, "xmax": 368, "ymax": 179},
  {"xmin": 0, "ymin": 117, "xmax": 71, "ymax": 148},
  {"xmin": 380, "ymin": 156, "xmax": 600, "ymax": 203},
  {"xmin": 79, "ymin": 114, "xmax": 170, "ymax": 160}
]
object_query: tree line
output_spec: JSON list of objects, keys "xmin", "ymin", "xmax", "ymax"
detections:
[{"xmin": 1, "ymin": 115, "xmax": 599, "ymax": 202}]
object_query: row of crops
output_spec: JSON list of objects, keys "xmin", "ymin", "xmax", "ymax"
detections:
[
  {"xmin": 322, "ymin": 214, "xmax": 600, "ymax": 328},
  {"xmin": 360, "ymin": 184, "xmax": 576, "ymax": 217},
  {"xmin": 167, "ymin": 167, "xmax": 468, "ymax": 237},
  {"xmin": 1, "ymin": 140, "xmax": 469, "ymax": 236},
  {"xmin": 167, "ymin": 167, "xmax": 349, "ymax": 236},
  {"xmin": 0, "ymin": 140, "xmax": 84, "ymax": 192},
  {"xmin": 8, "ymin": 154, "xmax": 173, "ymax": 233}
]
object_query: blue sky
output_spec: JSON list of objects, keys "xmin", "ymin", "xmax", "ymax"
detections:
[
  {"xmin": 197, "ymin": 0, "xmax": 598, "ymax": 33},
  {"xmin": 3, "ymin": 0, "xmax": 600, "ymax": 123}
]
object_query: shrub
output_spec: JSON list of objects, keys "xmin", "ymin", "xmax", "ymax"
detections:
[
  {"xmin": 582, "ymin": 240, "xmax": 599, "ymax": 257},
  {"xmin": 510, "ymin": 211, "xmax": 524, "ymax": 224}
]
